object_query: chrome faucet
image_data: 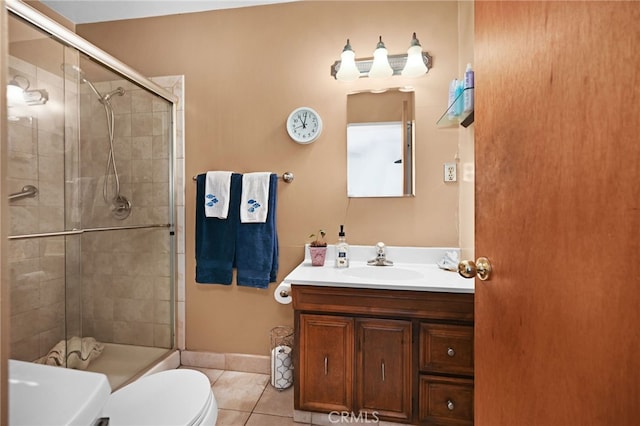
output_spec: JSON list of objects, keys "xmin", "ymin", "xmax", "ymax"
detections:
[{"xmin": 367, "ymin": 242, "xmax": 394, "ymax": 266}]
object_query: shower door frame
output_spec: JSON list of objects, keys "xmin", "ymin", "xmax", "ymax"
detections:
[{"xmin": 6, "ymin": 0, "xmax": 180, "ymax": 352}]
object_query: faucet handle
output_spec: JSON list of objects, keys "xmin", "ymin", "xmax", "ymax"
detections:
[{"xmin": 376, "ymin": 242, "xmax": 386, "ymax": 254}]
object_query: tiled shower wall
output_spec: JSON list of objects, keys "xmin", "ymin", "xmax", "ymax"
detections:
[
  {"xmin": 78, "ymin": 76, "xmax": 173, "ymax": 348},
  {"xmin": 7, "ymin": 50, "xmax": 184, "ymax": 360},
  {"xmin": 7, "ymin": 55, "xmax": 76, "ymax": 361}
]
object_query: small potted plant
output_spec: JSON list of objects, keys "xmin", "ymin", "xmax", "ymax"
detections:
[{"xmin": 308, "ymin": 229, "xmax": 327, "ymax": 266}]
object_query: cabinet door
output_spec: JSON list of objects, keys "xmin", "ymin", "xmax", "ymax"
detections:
[
  {"xmin": 298, "ymin": 314, "xmax": 354, "ymax": 412},
  {"xmin": 355, "ymin": 318, "xmax": 412, "ymax": 422}
]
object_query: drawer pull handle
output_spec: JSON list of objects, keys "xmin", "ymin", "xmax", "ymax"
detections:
[
  {"xmin": 324, "ymin": 356, "xmax": 328, "ymax": 375},
  {"xmin": 381, "ymin": 361, "xmax": 385, "ymax": 382},
  {"xmin": 447, "ymin": 347, "xmax": 455, "ymax": 357},
  {"xmin": 447, "ymin": 400, "xmax": 455, "ymax": 411}
]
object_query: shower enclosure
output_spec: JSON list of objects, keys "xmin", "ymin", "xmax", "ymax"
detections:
[{"xmin": 6, "ymin": 1, "xmax": 178, "ymax": 389}]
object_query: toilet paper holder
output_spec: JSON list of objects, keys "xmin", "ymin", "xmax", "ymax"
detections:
[{"xmin": 274, "ymin": 282, "xmax": 292, "ymax": 304}]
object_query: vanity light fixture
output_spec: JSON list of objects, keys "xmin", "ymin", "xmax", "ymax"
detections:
[
  {"xmin": 335, "ymin": 39, "xmax": 360, "ymax": 82},
  {"xmin": 368, "ymin": 36, "xmax": 393, "ymax": 79},
  {"xmin": 401, "ymin": 32, "xmax": 429, "ymax": 77},
  {"xmin": 331, "ymin": 33, "xmax": 432, "ymax": 81},
  {"xmin": 6, "ymin": 74, "xmax": 49, "ymax": 107}
]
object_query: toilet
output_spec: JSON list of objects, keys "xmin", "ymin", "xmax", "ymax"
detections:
[
  {"xmin": 102, "ymin": 368, "xmax": 217, "ymax": 425},
  {"xmin": 8, "ymin": 359, "xmax": 218, "ymax": 426}
]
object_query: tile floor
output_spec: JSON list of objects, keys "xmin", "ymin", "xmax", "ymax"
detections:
[{"xmin": 181, "ymin": 366, "xmax": 309, "ymax": 426}]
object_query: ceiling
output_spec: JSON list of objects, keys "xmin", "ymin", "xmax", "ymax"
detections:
[{"xmin": 40, "ymin": 0, "xmax": 298, "ymax": 24}]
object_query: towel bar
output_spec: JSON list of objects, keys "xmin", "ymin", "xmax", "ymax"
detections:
[{"xmin": 193, "ymin": 172, "xmax": 294, "ymax": 183}]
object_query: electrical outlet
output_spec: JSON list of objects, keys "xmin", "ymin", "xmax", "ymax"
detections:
[{"xmin": 444, "ymin": 163, "xmax": 457, "ymax": 182}]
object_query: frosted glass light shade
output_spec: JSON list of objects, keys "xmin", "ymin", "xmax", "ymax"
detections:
[
  {"xmin": 336, "ymin": 41, "xmax": 360, "ymax": 81},
  {"xmin": 368, "ymin": 37, "xmax": 393, "ymax": 79},
  {"xmin": 401, "ymin": 44, "xmax": 428, "ymax": 77}
]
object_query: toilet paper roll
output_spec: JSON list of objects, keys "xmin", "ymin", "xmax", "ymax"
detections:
[
  {"xmin": 271, "ymin": 345, "xmax": 293, "ymax": 389},
  {"xmin": 274, "ymin": 282, "xmax": 292, "ymax": 304}
]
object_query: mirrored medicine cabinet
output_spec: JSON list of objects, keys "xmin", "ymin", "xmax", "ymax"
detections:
[{"xmin": 346, "ymin": 88, "xmax": 415, "ymax": 198}]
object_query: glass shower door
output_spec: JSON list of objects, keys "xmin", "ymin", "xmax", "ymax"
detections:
[{"xmin": 7, "ymin": 9, "xmax": 176, "ymax": 388}]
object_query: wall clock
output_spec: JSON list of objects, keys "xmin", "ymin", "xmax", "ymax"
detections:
[{"xmin": 286, "ymin": 107, "xmax": 323, "ymax": 144}]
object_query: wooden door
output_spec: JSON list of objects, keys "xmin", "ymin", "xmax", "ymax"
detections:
[
  {"xmin": 297, "ymin": 314, "xmax": 354, "ymax": 412},
  {"xmin": 355, "ymin": 318, "xmax": 412, "ymax": 422},
  {"xmin": 475, "ymin": 2, "xmax": 640, "ymax": 425}
]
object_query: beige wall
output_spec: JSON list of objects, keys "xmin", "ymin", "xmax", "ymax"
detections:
[
  {"xmin": 76, "ymin": 1, "xmax": 465, "ymax": 355},
  {"xmin": 458, "ymin": 1, "xmax": 475, "ymax": 260}
]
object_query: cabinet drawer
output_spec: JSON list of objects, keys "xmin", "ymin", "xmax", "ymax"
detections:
[
  {"xmin": 419, "ymin": 375, "xmax": 473, "ymax": 425},
  {"xmin": 420, "ymin": 323, "xmax": 473, "ymax": 376}
]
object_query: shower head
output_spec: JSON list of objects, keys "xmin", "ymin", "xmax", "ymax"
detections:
[{"xmin": 103, "ymin": 87, "xmax": 125, "ymax": 102}]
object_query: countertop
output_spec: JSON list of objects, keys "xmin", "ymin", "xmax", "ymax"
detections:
[{"xmin": 282, "ymin": 245, "xmax": 475, "ymax": 294}]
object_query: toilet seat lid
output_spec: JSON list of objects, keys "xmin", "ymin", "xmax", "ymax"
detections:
[{"xmin": 103, "ymin": 369, "xmax": 212, "ymax": 426}]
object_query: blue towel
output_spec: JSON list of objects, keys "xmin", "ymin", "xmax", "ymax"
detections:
[
  {"xmin": 195, "ymin": 173, "xmax": 242, "ymax": 284},
  {"xmin": 235, "ymin": 173, "xmax": 279, "ymax": 289}
]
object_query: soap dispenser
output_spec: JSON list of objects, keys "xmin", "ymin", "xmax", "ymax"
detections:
[{"xmin": 335, "ymin": 225, "xmax": 349, "ymax": 268}]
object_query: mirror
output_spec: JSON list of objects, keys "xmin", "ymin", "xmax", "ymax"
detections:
[{"xmin": 347, "ymin": 89, "xmax": 415, "ymax": 197}]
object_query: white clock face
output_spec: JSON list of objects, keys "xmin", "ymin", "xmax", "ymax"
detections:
[{"xmin": 287, "ymin": 107, "xmax": 323, "ymax": 144}]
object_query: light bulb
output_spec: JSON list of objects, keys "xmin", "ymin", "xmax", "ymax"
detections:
[
  {"xmin": 368, "ymin": 36, "xmax": 393, "ymax": 79},
  {"xmin": 401, "ymin": 33, "xmax": 428, "ymax": 77},
  {"xmin": 336, "ymin": 39, "xmax": 360, "ymax": 82}
]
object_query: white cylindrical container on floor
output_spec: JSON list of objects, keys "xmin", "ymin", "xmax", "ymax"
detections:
[
  {"xmin": 270, "ymin": 326, "xmax": 294, "ymax": 390},
  {"xmin": 270, "ymin": 345, "xmax": 293, "ymax": 390}
]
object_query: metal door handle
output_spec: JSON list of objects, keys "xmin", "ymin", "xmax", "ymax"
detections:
[{"xmin": 458, "ymin": 257, "xmax": 492, "ymax": 281}]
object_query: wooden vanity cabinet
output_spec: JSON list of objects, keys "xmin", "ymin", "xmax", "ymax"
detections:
[
  {"xmin": 297, "ymin": 313, "xmax": 354, "ymax": 412},
  {"xmin": 292, "ymin": 285, "xmax": 474, "ymax": 425}
]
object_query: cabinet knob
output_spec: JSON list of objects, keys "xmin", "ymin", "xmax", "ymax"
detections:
[
  {"xmin": 447, "ymin": 347, "xmax": 455, "ymax": 357},
  {"xmin": 447, "ymin": 400, "xmax": 455, "ymax": 411}
]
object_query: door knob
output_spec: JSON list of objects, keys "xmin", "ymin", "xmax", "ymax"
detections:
[{"xmin": 458, "ymin": 257, "xmax": 492, "ymax": 281}]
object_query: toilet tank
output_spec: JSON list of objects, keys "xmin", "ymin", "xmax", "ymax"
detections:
[{"xmin": 9, "ymin": 359, "xmax": 111, "ymax": 425}]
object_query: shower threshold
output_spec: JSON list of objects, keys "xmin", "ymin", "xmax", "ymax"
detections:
[{"xmin": 85, "ymin": 343, "xmax": 172, "ymax": 390}]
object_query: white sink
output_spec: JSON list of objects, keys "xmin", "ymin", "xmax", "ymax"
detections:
[
  {"xmin": 283, "ymin": 245, "xmax": 474, "ymax": 293},
  {"xmin": 342, "ymin": 266, "xmax": 424, "ymax": 281}
]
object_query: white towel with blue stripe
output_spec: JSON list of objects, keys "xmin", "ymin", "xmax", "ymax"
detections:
[
  {"xmin": 205, "ymin": 171, "xmax": 233, "ymax": 218},
  {"xmin": 241, "ymin": 172, "xmax": 272, "ymax": 223}
]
